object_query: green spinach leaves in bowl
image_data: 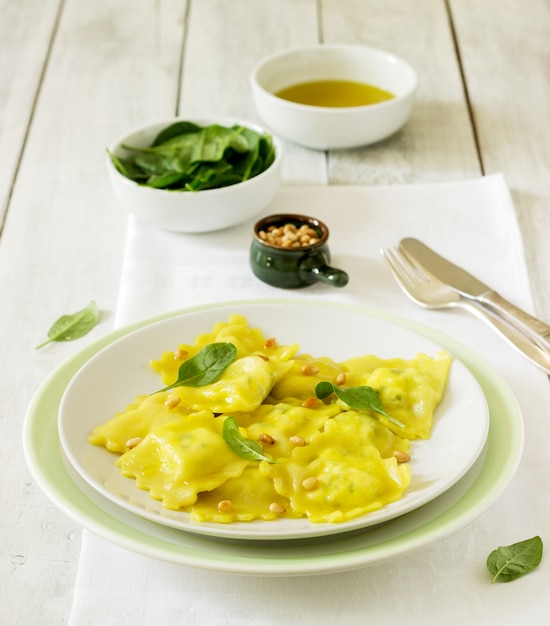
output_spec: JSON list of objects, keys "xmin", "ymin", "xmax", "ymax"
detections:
[{"xmin": 108, "ymin": 121, "xmax": 276, "ymax": 192}]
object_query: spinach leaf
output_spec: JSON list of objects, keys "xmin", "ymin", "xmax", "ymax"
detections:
[
  {"xmin": 154, "ymin": 342, "xmax": 237, "ymax": 393},
  {"xmin": 487, "ymin": 536, "xmax": 543, "ymax": 583},
  {"xmin": 36, "ymin": 300, "xmax": 100, "ymax": 349},
  {"xmin": 107, "ymin": 150, "xmax": 149, "ymax": 182},
  {"xmin": 152, "ymin": 121, "xmax": 203, "ymax": 146},
  {"xmin": 315, "ymin": 381, "xmax": 405, "ymax": 429},
  {"xmin": 147, "ymin": 171, "xmax": 189, "ymax": 189},
  {"xmin": 222, "ymin": 416, "xmax": 276, "ymax": 463},
  {"xmin": 108, "ymin": 121, "xmax": 275, "ymax": 191}
]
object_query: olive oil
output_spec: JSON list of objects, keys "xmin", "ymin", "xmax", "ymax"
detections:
[{"xmin": 275, "ymin": 79, "xmax": 394, "ymax": 107}]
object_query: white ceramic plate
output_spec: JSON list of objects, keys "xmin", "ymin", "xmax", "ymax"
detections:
[
  {"xmin": 24, "ymin": 300, "xmax": 523, "ymax": 575},
  {"xmin": 57, "ymin": 301, "xmax": 489, "ymax": 540}
]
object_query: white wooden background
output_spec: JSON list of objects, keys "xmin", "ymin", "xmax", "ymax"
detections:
[{"xmin": 1, "ymin": 0, "xmax": 549, "ymax": 623}]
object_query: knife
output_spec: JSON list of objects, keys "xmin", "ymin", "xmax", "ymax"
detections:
[{"xmin": 400, "ymin": 237, "xmax": 550, "ymax": 352}]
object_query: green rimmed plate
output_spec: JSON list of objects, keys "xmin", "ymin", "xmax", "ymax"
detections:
[{"xmin": 23, "ymin": 299, "xmax": 523, "ymax": 575}]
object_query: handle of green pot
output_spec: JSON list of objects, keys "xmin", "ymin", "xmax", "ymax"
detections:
[
  {"xmin": 311, "ymin": 264, "xmax": 349, "ymax": 287},
  {"xmin": 299, "ymin": 253, "xmax": 349, "ymax": 288}
]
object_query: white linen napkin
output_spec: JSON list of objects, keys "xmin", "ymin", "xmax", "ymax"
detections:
[{"xmin": 69, "ymin": 174, "xmax": 550, "ymax": 626}]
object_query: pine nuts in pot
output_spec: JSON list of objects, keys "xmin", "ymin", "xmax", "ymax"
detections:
[
  {"xmin": 251, "ymin": 212, "xmax": 349, "ymax": 289},
  {"xmin": 258, "ymin": 222, "xmax": 320, "ymax": 248}
]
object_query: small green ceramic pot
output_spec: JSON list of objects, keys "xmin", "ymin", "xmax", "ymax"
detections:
[{"xmin": 250, "ymin": 213, "xmax": 349, "ymax": 289}]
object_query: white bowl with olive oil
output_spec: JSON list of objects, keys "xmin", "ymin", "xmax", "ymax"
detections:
[{"xmin": 250, "ymin": 44, "xmax": 417, "ymax": 150}]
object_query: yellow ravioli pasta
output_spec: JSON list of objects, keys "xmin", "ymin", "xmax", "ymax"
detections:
[
  {"xmin": 261, "ymin": 423, "xmax": 411, "ymax": 523},
  {"xmin": 188, "ymin": 468, "xmax": 298, "ymax": 523},
  {"xmin": 89, "ymin": 392, "xmax": 194, "ymax": 453},
  {"xmin": 164, "ymin": 355, "xmax": 294, "ymax": 413},
  {"xmin": 116, "ymin": 412, "xmax": 252, "ymax": 509},
  {"xmin": 346, "ymin": 351, "xmax": 452, "ymax": 439},
  {"xmin": 270, "ymin": 354, "xmax": 345, "ymax": 402},
  {"xmin": 232, "ymin": 401, "xmax": 341, "ymax": 460},
  {"xmin": 89, "ymin": 315, "xmax": 451, "ymax": 524}
]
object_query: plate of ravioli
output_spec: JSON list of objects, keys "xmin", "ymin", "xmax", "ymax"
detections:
[{"xmin": 56, "ymin": 300, "xmax": 490, "ymax": 541}]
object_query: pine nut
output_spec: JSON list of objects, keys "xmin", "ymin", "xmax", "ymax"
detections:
[
  {"xmin": 125, "ymin": 437, "xmax": 142, "ymax": 449},
  {"xmin": 301, "ymin": 397, "xmax": 318, "ymax": 409},
  {"xmin": 259, "ymin": 433, "xmax": 275, "ymax": 445},
  {"xmin": 393, "ymin": 450, "xmax": 410, "ymax": 463},
  {"xmin": 164, "ymin": 396, "xmax": 181, "ymax": 409},
  {"xmin": 174, "ymin": 348, "xmax": 188, "ymax": 360},
  {"xmin": 335, "ymin": 372, "xmax": 346, "ymax": 386},
  {"xmin": 264, "ymin": 337, "xmax": 277, "ymax": 348},
  {"xmin": 301, "ymin": 364, "xmax": 319, "ymax": 376},
  {"xmin": 289, "ymin": 435, "xmax": 306, "ymax": 447},
  {"xmin": 258, "ymin": 223, "xmax": 321, "ymax": 248},
  {"xmin": 269, "ymin": 502, "xmax": 286, "ymax": 514},
  {"xmin": 217, "ymin": 500, "xmax": 232, "ymax": 512},
  {"xmin": 301, "ymin": 476, "xmax": 319, "ymax": 491}
]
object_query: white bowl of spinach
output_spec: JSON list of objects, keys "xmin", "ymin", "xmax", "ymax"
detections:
[{"xmin": 106, "ymin": 118, "xmax": 282, "ymax": 233}]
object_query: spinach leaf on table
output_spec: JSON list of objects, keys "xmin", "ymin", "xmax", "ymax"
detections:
[
  {"xmin": 36, "ymin": 300, "xmax": 100, "ymax": 349},
  {"xmin": 108, "ymin": 122, "xmax": 275, "ymax": 191},
  {"xmin": 486, "ymin": 536, "xmax": 543, "ymax": 583}
]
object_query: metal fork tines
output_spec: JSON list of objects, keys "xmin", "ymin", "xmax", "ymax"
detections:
[
  {"xmin": 382, "ymin": 245, "xmax": 463, "ymax": 309},
  {"xmin": 381, "ymin": 244, "xmax": 550, "ymax": 375}
]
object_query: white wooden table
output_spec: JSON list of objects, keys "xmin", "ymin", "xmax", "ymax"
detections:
[{"xmin": 2, "ymin": 1, "xmax": 549, "ymax": 623}]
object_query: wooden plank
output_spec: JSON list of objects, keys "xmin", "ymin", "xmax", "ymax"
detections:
[
  {"xmin": 0, "ymin": 1, "xmax": 186, "ymax": 623},
  {"xmin": 4, "ymin": 1, "xmax": 548, "ymax": 623},
  {"xmin": 322, "ymin": 0, "xmax": 481, "ymax": 184},
  {"xmin": 0, "ymin": 0, "xmax": 61, "ymax": 229},
  {"xmin": 181, "ymin": 0, "xmax": 327, "ymax": 184},
  {"xmin": 450, "ymin": 0, "xmax": 550, "ymax": 318}
]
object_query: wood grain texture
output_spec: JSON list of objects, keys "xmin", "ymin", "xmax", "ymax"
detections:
[
  {"xmin": 323, "ymin": 0, "xmax": 481, "ymax": 184},
  {"xmin": 0, "ymin": 0, "xmax": 61, "ymax": 229},
  {"xmin": 1, "ymin": 0, "xmax": 549, "ymax": 623},
  {"xmin": 181, "ymin": 0, "xmax": 327, "ymax": 184},
  {"xmin": 0, "ymin": 1, "xmax": 186, "ymax": 623},
  {"xmin": 449, "ymin": 0, "xmax": 550, "ymax": 319}
]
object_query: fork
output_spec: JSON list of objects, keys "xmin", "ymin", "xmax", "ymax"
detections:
[{"xmin": 381, "ymin": 244, "xmax": 550, "ymax": 375}]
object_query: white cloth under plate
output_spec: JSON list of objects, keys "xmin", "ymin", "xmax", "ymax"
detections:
[{"xmin": 69, "ymin": 174, "xmax": 550, "ymax": 626}]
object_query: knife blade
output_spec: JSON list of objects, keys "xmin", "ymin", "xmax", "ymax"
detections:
[{"xmin": 400, "ymin": 237, "xmax": 550, "ymax": 352}]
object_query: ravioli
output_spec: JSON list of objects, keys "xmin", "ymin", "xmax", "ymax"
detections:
[
  {"xmin": 116, "ymin": 412, "xmax": 253, "ymax": 509},
  {"xmin": 160, "ymin": 354, "xmax": 294, "ymax": 413},
  {"xmin": 189, "ymin": 468, "xmax": 299, "ymax": 523},
  {"xmin": 260, "ymin": 423, "xmax": 411, "ymax": 523},
  {"xmin": 89, "ymin": 314, "xmax": 452, "ymax": 524},
  {"xmin": 344, "ymin": 351, "xmax": 452, "ymax": 439},
  {"xmin": 270, "ymin": 354, "xmax": 345, "ymax": 402}
]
